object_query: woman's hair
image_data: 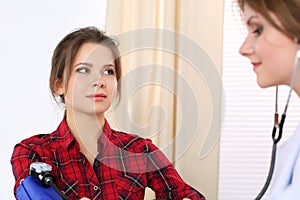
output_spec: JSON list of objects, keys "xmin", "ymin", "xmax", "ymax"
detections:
[
  {"xmin": 49, "ymin": 26, "xmax": 122, "ymax": 103},
  {"xmin": 237, "ymin": 0, "xmax": 300, "ymax": 41}
]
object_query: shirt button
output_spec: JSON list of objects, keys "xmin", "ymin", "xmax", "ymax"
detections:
[
  {"xmin": 94, "ymin": 186, "xmax": 99, "ymax": 191},
  {"xmin": 94, "ymin": 162, "xmax": 98, "ymax": 167}
]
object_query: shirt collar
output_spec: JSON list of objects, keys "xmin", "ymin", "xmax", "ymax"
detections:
[{"xmin": 56, "ymin": 118, "xmax": 76, "ymax": 149}]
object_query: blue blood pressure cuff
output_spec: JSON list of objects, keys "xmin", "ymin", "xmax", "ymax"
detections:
[{"xmin": 16, "ymin": 176, "xmax": 63, "ymax": 200}]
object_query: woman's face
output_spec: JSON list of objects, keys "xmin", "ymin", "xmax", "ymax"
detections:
[
  {"xmin": 57, "ymin": 42, "xmax": 118, "ymax": 115},
  {"xmin": 239, "ymin": 4, "xmax": 298, "ymax": 88}
]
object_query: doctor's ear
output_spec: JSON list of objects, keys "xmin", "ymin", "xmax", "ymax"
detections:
[{"xmin": 294, "ymin": 37, "xmax": 300, "ymax": 44}]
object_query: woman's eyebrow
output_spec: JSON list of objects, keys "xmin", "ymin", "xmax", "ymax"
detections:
[
  {"xmin": 246, "ymin": 15, "xmax": 258, "ymax": 26},
  {"xmin": 73, "ymin": 62, "xmax": 93, "ymax": 68},
  {"xmin": 103, "ymin": 63, "xmax": 115, "ymax": 67},
  {"xmin": 74, "ymin": 62, "xmax": 115, "ymax": 68}
]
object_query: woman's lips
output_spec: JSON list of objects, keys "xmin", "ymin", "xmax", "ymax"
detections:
[
  {"xmin": 251, "ymin": 62, "xmax": 261, "ymax": 70},
  {"xmin": 87, "ymin": 93, "xmax": 107, "ymax": 101}
]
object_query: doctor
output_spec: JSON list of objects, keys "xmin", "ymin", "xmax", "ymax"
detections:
[{"xmin": 238, "ymin": 0, "xmax": 300, "ymax": 199}]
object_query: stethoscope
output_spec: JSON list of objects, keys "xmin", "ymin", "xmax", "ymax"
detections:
[{"xmin": 254, "ymin": 42, "xmax": 300, "ymax": 200}]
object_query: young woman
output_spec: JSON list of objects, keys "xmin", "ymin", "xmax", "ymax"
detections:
[
  {"xmin": 11, "ymin": 27, "xmax": 205, "ymax": 200},
  {"xmin": 238, "ymin": 0, "xmax": 300, "ymax": 199}
]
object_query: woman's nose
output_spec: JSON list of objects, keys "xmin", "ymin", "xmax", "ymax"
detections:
[
  {"xmin": 92, "ymin": 74, "xmax": 106, "ymax": 88},
  {"xmin": 239, "ymin": 36, "xmax": 254, "ymax": 57},
  {"xmin": 92, "ymin": 79, "xmax": 106, "ymax": 88}
]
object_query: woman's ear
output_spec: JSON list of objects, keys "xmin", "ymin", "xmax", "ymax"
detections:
[{"xmin": 54, "ymin": 79, "xmax": 65, "ymax": 95}]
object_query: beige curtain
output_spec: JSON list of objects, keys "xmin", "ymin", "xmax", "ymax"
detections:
[{"xmin": 105, "ymin": 1, "xmax": 224, "ymax": 199}]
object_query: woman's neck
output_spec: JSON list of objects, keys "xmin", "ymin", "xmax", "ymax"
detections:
[
  {"xmin": 65, "ymin": 109, "xmax": 104, "ymax": 162},
  {"xmin": 294, "ymin": 82, "xmax": 300, "ymax": 97}
]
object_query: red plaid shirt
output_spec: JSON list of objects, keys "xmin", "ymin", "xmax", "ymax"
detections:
[{"xmin": 11, "ymin": 119, "xmax": 205, "ymax": 199}]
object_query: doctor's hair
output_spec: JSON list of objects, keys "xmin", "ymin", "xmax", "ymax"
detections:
[
  {"xmin": 49, "ymin": 26, "xmax": 122, "ymax": 104},
  {"xmin": 237, "ymin": 0, "xmax": 300, "ymax": 43}
]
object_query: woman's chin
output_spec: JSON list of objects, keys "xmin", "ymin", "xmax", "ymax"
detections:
[{"xmin": 256, "ymin": 80, "xmax": 275, "ymax": 89}]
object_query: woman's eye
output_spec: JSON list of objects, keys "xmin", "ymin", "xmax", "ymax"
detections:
[
  {"xmin": 77, "ymin": 67, "xmax": 89, "ymax": 74},
  {"xmin": 103, "ymin": 68, "xmax": 115, "ymax": 75},
  {"xmin": 252, "ymin": 27, "xmax": 263, "ymax": 36}
]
